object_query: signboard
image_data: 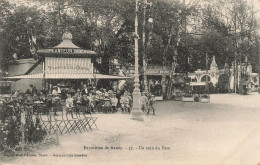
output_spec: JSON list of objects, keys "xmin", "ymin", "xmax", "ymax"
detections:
[
  {"xmin": 145, "ymin": 70, "xmax": 170, "ymax": 75},
  {"xmin": 38, "ymin": 48, "xmax": 96, "ymax": 54},
  {"xmin": 45, "ymin": 57, "xmax": 92, "ymax": 74}
]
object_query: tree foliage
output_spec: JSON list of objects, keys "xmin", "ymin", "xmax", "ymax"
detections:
[{"xmin": 0, "ymin": 0, "xmax": 259, "ymax": 75}]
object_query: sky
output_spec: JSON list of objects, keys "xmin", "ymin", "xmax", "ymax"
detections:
[{"xmin": 10, "ymin": 0, "xmax": 260, "ymax": 15}]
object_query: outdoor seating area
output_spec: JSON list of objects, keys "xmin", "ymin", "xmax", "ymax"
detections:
[{"xmin": 171, "ymin": 91, "xmax": 210, "ymax": 103}]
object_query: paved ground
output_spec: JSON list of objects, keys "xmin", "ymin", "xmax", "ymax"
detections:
[{"xmin": 3, "ymin": 93, "xmax": 260, "ymax": 165}]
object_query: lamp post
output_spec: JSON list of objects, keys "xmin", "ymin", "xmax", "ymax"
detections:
[{"xmin": 131, "ymin": 0, "xmax": 143, "ymax": 121}]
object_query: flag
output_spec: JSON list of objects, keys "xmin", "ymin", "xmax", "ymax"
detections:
[{"xmin": 28, "ymin": 30, "xmax": 38, "ymax": 60}]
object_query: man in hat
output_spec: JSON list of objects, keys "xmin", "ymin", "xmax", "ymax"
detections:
[
  {"xmin": 120, "ymin": 92, "xmax": 130, "ymax": 113},
  {"xmin": 147, "ymin": 94, "xmax": 155, "ymax": 115},
  {"xmin": 139, "ymin": 92, "xmax": 149, "ymax": 115},
  {"xmin": 52, "ymin": 93, "xmax": 61, "ymax": 115},
  {"xmin": 74, "ymin": 89, "xmax": 82, "ymax": 115}
]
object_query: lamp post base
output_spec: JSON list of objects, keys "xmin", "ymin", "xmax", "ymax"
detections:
[{"xmin": 131, "ymin": 91, "xmax": 143, "ymax": 121}]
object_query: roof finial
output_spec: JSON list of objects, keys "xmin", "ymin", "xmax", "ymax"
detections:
[
  {"xmin": 210, "ymin": 56, "xmax": 218, "ymax": 71},
  {"xmin": 62, "ymin": 31, "xmax": 72, "ymax": 40}
]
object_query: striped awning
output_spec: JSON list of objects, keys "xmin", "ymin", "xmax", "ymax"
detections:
[
  {"xmin": 94, "ymin": 74, "xmax": 132, "ymax": 79},
  {"xmin": 0, "ymin": 81, "xmax": 14, "ymax": 86},
  {"xmin": 3, "ymin": 73, "xmax": 131, "ymax": 80},
  {"xmin": 190, "ymin": 82, "xmax": 206, "ymax": 86},
  {"xmin": 46, "ymin": 73, "xmax": 95, "ymax": 79},
  {"xmin": 3, "ymin": 73, "xmax": 43, "ymax": 79}
]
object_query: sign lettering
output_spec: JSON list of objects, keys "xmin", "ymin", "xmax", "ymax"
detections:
[
  {"xmin": 52, "ymin": 48, "xmax": 74, "ymax": 53},
  {"xmin": 45, "ymin": 57, "xmax": 92, "ymax": 74}
]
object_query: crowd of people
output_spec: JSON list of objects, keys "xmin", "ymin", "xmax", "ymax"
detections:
[{"xmin": 0, "ymin": 83, "xmax": 156, "ymax": 120}]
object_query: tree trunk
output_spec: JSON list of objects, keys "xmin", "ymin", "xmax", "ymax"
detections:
[{"xmin": 166, "ymin": 14, "xmax": 182, "ymax": 100}]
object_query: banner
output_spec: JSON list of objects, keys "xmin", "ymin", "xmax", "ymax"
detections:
[{"xmin": 45, "ymin": 57, "xmax": 92, "ymax": 74}]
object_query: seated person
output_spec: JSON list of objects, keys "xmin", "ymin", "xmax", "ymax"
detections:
[
  {"xmin": 66, "ymin": 94, "xmax": 74, "ymax": 108},
  {"xmin": 103, "ymin": 96, "xmax": 111, "ymax": 113}
]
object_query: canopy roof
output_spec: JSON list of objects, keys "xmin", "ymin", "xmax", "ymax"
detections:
[
  {"xmin": 3, "ymin": 73, "xmax": 132, "ymax": 80},
  {"xmin": 37, "ymin": 31, "xmax": 97, "ymax": 58},
  {"xmin": 190, "ymin": 82, "xmax": 206, "ymax": 86}
]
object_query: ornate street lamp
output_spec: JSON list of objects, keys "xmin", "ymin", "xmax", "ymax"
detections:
[{"xmin": 131, "ymin": 0, "xmax": 143, "ymax": 121}]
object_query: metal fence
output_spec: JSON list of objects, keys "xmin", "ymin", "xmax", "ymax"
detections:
[{"xmin": 0, "ymin": 102, "xmax": 98, "ymax": 153}]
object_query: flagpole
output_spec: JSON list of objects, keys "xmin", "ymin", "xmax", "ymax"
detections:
[{"xmin": 206, "ymin": 53, "xmax": 208, "ymax": 94}]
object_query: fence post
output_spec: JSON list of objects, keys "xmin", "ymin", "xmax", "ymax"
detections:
[
  {"xmin": 49, "ymin": 108, "xmax": 52, "ymax": 134},
  {"xmin": 50, "ymin": 109, "xmax": 59, "ymax": 145},
  {"xmin": 54, "ymin": 118, "xmax": 59, "ymax": 145}
]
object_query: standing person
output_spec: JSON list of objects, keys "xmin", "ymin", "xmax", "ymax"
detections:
[
  {"xmin": 111, "ymin": 94, "xmax": 118, "ymax": 113},
  {"xmin": 81, "ymin": 84, "xmax": 88, "ymax": 96},
  {"xmin": 120, "ymin": 92, "xmax": 130, "ymax": 113},
  {"xmin": 29, "ymin": 84, "xmax": 34, "ymax": 94},
  {"xmin": 74, "ymin": 89, "xmax": 82, "ymax": 114},
  {"xmin": 65, "ymin": 94, "xmax": 74, "ymax": 116},
  {"xmin": 116, "ymin": 88, "xmax": 121, "ymax": 109},
  {"xmin": 52, "ymin": 94, "xmax": 62, "ymax": 115},
  {"xmin": 57, "ymin": 85, "xmax": 61, "ymax": 94},
  {"xmin": 25, "ymin": 89, "xmax": 31, "ymax": 95},
  {"xmin": 125, "ymin": 91, "xmax": 133, "ymax": 108},
  {"xmin": 139, "ymin": 92, "xmax": 149, "ymax": 115},
  {"xmin": 113, "ymin": 86, "xmax": 117, "ymax": 93},
  {"xmin": 147, "ymin": 94, "xmax": 155, "ymax": 115},
  {"xmin": 81, "ymin": 94, "xmax": 90, "ymax": 114},
  {"xmin": 88, "ymin": 92, "xmax": 95, "ymax": 113}
]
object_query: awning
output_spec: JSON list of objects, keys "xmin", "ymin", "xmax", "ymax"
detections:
[
  {"xmin": 3, "ymin": 73, "xmax": 43, "ymax": 79},
  {"xmin": 0, "ymin": 81, "xmax": 14, "ymax": 86},
  {"xmin": 3, "ymin": 73, "xmax": 131, "ymax": 80},
  {"xmin": 190, "ymin": 82, "xmax": 206, "ymax": 86},
  {"xmin": 94, "ymin": 74, "xmax": 132, "ymax": 79},
  {"xmin": 46, "ymin": 73, "xmax": 95, "ymax": 79}
]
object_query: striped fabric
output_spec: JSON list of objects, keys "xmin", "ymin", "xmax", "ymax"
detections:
[
  {"xmin": 45, "ymin": 57, "xmax": 92, "ymax": 74},
  {"xmin": 46, "ymin": 73, "xmax": 95, "ymax": 79},
  {"xmin": 4, "ymin": 73, "xmax": 43, "ymax": 79},
  {"xmin": 4, "ymin": 73, "xmax": 132, "ymax": 80},
  {"xmin": 94, "ymin": 74, "xmax": 132, "ymax": 79}
]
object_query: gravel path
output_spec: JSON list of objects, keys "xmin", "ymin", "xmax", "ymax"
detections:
[{"xmin": 3, "ymin": 93, "xmax": 260, "ymax": 165}]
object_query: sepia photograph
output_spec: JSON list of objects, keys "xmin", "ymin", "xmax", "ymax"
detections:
[{"xmin": 0, "ymin": 0, "xmax": 260, "ymax": 164}]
